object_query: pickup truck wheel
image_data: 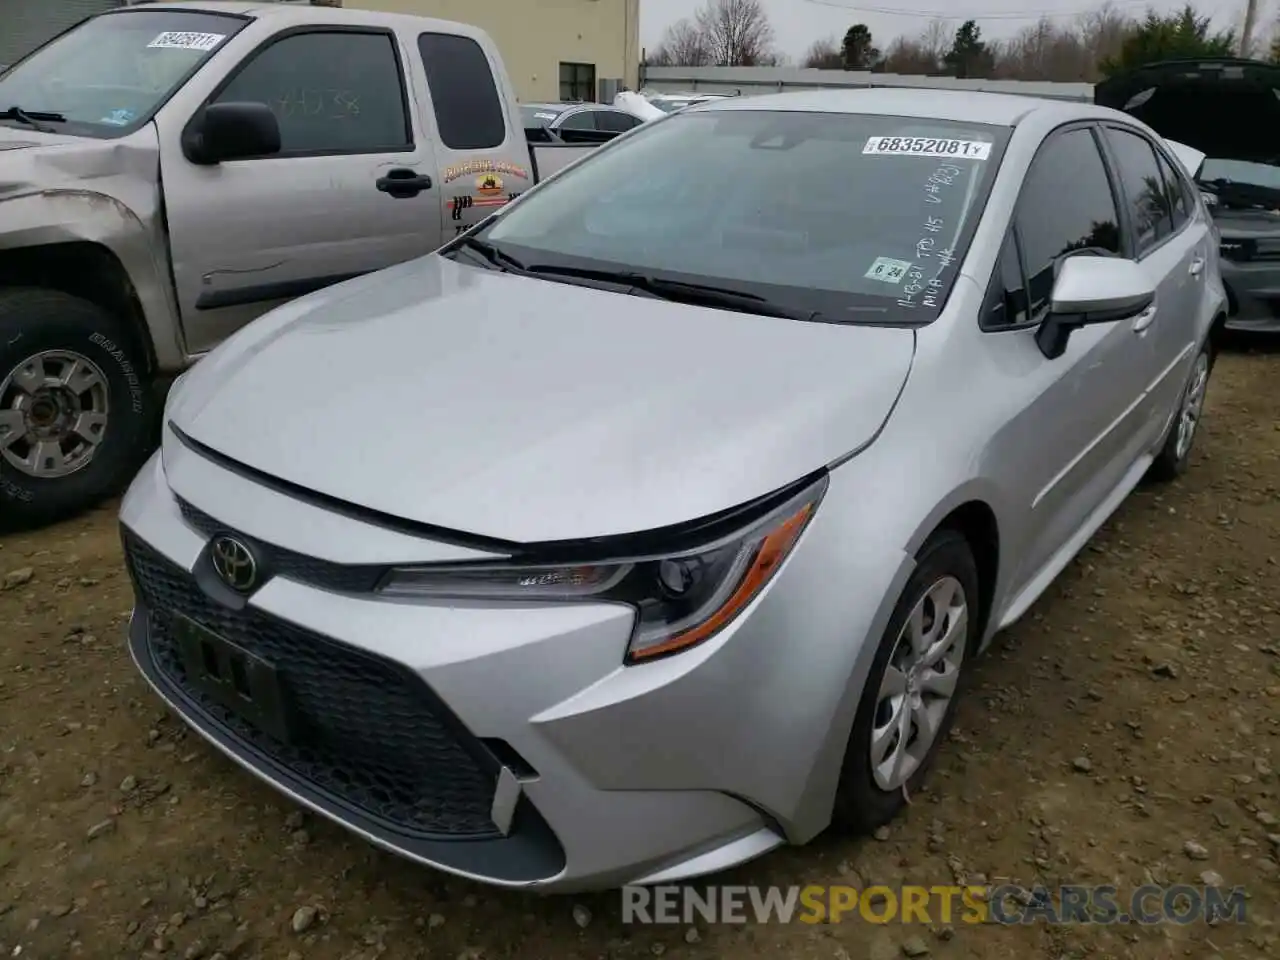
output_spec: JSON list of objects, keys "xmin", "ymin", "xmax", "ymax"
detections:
[{"xmin": 0, "ymin": 289, "xmax": 156, "ymax": 531}]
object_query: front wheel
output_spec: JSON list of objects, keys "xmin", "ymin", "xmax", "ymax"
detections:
[
  {"xmin": 0, "ymin": 288, "xmax": 157, "ymax": 532},
  {"xmin": 832, "ymin": 530, "xmax": 980, "ymax": 833},
  {"xmin": 1147, "ymin": 342, "xmax": 1213, "ymax": 483}
]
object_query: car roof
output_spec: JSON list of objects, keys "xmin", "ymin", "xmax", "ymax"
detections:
[
  {"xmin": 108, "ymin": 1, "xmax": 484, "ymax": 36},
  {"xmin": 691, "ymin": 87, "xmax": 1115, "ymax": 127},
  {"xmin": 524, "ymin": 102, "xmax": 611, "ymax": 111}
]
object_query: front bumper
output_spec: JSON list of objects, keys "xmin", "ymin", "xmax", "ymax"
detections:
[
  {"xmin": 1220, "ymin": 259, "xmax": 1280, "ymax": 332},
  {"xmin": 119, "ymin": 440, "xmax": 907, "ymax": 891}
]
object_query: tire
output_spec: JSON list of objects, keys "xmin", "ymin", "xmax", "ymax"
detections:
[
  {"xmin": 0, "ymin": 288, "xmax": 157, "ymax": 532},
  {"xmin": 1147, "ymin": 340, "xmax": 1214, "ymax": 483},
  {"xmin": 832, "ymin": 529, "xmax": 980, "ymax": 833}
]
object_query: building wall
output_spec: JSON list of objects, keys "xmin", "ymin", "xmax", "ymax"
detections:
[
  {"xmin": 0, "ymin": 0, "xmax": 121, "ymax": 66},
  {"xmin": 351, "ymin": 0, "xmax": 639, "ymax": 102},
  {"xmin": 642, "ymin": 66, "xmax": 1094, "ymax": 103}
]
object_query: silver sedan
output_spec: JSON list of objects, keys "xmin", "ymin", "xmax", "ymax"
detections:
[{"xmin": 120, "ymin": 88, "xmax": 1226, "ymax": 892}]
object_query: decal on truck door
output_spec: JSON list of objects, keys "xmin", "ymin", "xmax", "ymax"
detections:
[
  {"xmin": 447, "ymin": 167, "xmax": 529, "ymax": 234},
  {"xmin": 442, "ymin": 158, "xmax": 530, "ymax": 183}
]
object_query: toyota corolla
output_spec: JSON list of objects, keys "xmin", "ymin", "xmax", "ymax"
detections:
[{"xmin": 120, "ymin": 88, "xmax": 1226, "ymax": 892}]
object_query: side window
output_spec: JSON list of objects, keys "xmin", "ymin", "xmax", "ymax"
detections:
[
  {"xmin": 983, "ymin": 231, "xmax": 1029, "ymax": 329},
  {"xmin": 597, "ymin": 110, "xmax": 642, "ymax": 134},
  {"xmin": 1104, "ymin": 127, "xmax": 1174, "ymax": 253},
  {"xmin": 557, "ymin": 111, "xmax": 597, "ymax": 131},
  {"xmin": 1155, "ymin": 149, "xmax": 1191, "ymax": 229},
  {"xmin": 1015, "ymin": 127, "xmax": 1122, "ymax": 319},
  {"xmin": 214, "ymin": 31, "xmax": 410, "ymax": 155},
  {"xmin": 418, "ymin": 33, "xmax": 506, "ymax": 150}
]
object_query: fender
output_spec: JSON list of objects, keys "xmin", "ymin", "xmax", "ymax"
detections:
[{"xmin": 0, "ymin": 188, "xmax": 185, "ymax": 371}]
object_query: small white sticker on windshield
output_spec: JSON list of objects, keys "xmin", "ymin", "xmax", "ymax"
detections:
[
  {"xmin": 147, "ymin": 32, "xmax": 225, "ymax": 52},
  {"xmin": 864, "ymin": 257, "xmax": 913, "ymax": 284},
  {"xmin": 534, "ymin": 112, "xmax": 557, "ymax": 120},
  {"xmin": 863, "ymin": 136, "xmax": 991, "ymax": 160}
]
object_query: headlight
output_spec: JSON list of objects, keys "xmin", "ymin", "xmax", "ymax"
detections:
[{"xmin": 379, "ymin": 477, "xmax": 826, "ymax": 663}]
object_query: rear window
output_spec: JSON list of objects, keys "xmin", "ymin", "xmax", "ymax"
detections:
[
  {"xmin": 417, "ymin": 32, "xmax": 505, "ymax": 150},
  {"xmin": 520, "ymin": 105, "xmax": 562, "ymax": 127},
  {"xmin": 482, "ymin": 110, "xmax": 1009, "ymax": 324}
]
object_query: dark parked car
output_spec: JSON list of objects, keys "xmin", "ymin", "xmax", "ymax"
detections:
[
  {"xmin": 1097, "ymin": 58, "xmax": 1280, "ymax": 333},
  {"xmin": 518, "ymin": 102, "xmax": 645, "ymax": 143}
]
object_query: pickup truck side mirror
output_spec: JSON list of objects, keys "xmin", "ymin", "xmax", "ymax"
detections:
[
  {"xmin": 1035, "ymin": 255, "xmax": 1156, "ymax": 360},
  {"xmin": 184, "ymin": 102, "xmax": 281, "ymax": 165}
]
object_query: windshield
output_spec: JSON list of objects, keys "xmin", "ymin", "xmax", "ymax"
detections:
[
  {"xmin": 1198, "ymin": 158, "xmax": 1280, "ymax": 191},
  {"xmin": 0, "ymin": 10, "xmax": 245, "ymax": 137},
  {"xmin": 474, "ymin": 110, "xmax": 1009, "ymax": 323},
  {"xmin": 1197, "ymin": 157, "xmax": 1280, "ymax": 210}
]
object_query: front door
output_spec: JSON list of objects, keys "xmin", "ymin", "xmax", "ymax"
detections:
[
  {"xmin": 156, "ymin": 27, "xmax": 442, "ymax": 355},
  {"xmin": 992, "ymin": 125, "xmax": 1157, "ymax": 595}
]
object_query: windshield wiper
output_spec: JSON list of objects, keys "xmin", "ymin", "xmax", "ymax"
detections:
[
  {"xmin": 522, "ymin": 265, "xmax": 820, "ymax": 321},
  {"xmin": 1199, "ymin": 177, "xmax": 1280, "ymax": 208},
  {"xmin": 0, "ymin": 106, "xmax": 65, "ymax": 132},
  {"xmin": 454, "ymin": 236, "xmax": 529, "ymax": 273}
]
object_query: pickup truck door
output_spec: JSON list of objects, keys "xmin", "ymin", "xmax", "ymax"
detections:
[
  {"xmin": 155, "ymin": 26, "xmax": 442, "ymax": 355},
  {"xmin": 407, "ymin": 31, "xmax": 536, "ymax": 240}
]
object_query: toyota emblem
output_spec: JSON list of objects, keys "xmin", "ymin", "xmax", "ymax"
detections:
[{"xmin": 210, "ymin": 535, "xmax": 259, "ymax": 593}]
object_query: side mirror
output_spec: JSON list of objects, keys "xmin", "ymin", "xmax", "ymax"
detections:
[
  {"xmin": 185, "ymin": 102, "xmax": 281, "ymax": 164},
  {"xmin": 1036, "ymin": 256, "xmax": 1155, "ymax": 359}
]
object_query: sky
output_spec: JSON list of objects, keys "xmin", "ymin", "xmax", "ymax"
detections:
[{"xmin": 639, "ymin": 0, "xmax": 1261, "ymax": 61}]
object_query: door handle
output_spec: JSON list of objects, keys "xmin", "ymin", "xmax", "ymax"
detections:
[
  {"xmin": 375, "ymin": 168, "xmax": 433, "ymax": 198},
  {"xmin": 1189, "ymin": 257, "xmax": 1205, "ymax": 277},
  {"xmin": 1131, "ymin": 304, "xmax": 1157, "ymax": 332}
]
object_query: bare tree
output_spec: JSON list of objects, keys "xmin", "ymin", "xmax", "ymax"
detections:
[
  {"xmin": 803, "ymin": 36, "xmax": 843, "ymax": 69},
  {"xmin": 919, "ymin": 19, "xmax": 954, "ymax": 67},
  {"xmin": 867, "ymin": 4, "xmax": 1146, "ymax": 82},
  {"xmin": 992, "ymin": 16, "xmax": 1093, "ymax": 81},
  {"xmin": 649, "ymin": 18, "xmax": 712, "ymax": 67},
  {"xmin": 879, "ymin": 38, "xmax": 940, "ymax": 75},
  {"xmin": 1076, "ymin": 2, "xmax": 1137, "ymax": 78},
  {"xmin": 695, "ymin": 0, "xmax": 777, "ymax": 66}
]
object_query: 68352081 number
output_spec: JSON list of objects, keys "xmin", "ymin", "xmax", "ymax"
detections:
[{"xmin": 863, "ymin": 137, "xmax": 991, "ymax": 160}]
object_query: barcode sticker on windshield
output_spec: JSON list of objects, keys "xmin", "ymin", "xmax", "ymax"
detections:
[
  {"xmin": 864, "ymin": 257, "xmax": 913, "ymax": 284},
  {"xmin": 863, "ymin": 136, "xmax": 991, "ymax": 160},
  {"xmin": 147, "ymin": 32, "xmax": 225, "ymax": 52}
]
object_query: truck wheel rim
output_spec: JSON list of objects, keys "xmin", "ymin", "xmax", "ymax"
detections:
[{"xmin": 0, "ymin": 349, "xmax": 110, "ymax": 479}]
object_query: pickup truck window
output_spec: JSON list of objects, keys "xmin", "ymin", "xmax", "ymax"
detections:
[
  {"xmin": 213, "ymin": 30, "xmax": 411, "ymax": 156},
  {"xmin": 417, "ymin": 33, "xmax": 505, "ymax": 151},
  {"xmin": 479, "ymin": 110, "xmax": 1009, "ymax": 324},
  {"xmin": 0, "ymin": 9, "xmax": 245, "ymax": 137}
]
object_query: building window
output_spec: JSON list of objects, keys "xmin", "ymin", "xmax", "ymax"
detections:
[{"xmin": 559, "ymin": 62, "xmax": 596, "ymax": 102}]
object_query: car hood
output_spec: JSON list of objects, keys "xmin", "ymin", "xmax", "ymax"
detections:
[
  {"xmin": 1095, "ymin": 58, "xmax": 1280, "ymax": 161},
  {"xmin": 1214, "ymin": 207, "xmax": 1280, "ymax": 235},
  {"xmin": 0, "ymin": 122, "xmax": 158, "ymax": 206},
  {"xmin": 169, "ymin": 256, "xmax": 916, "ymax": 543}
]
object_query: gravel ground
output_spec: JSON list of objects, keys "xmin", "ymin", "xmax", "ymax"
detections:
[{"xmin": 1, "ymin": 346, "xmax": 1278, "ymax": 960}]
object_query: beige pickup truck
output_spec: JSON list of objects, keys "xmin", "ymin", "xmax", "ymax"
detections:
[{"xmin": 0, "ymin": 1, "xmax": 603, "ymax": 530}]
